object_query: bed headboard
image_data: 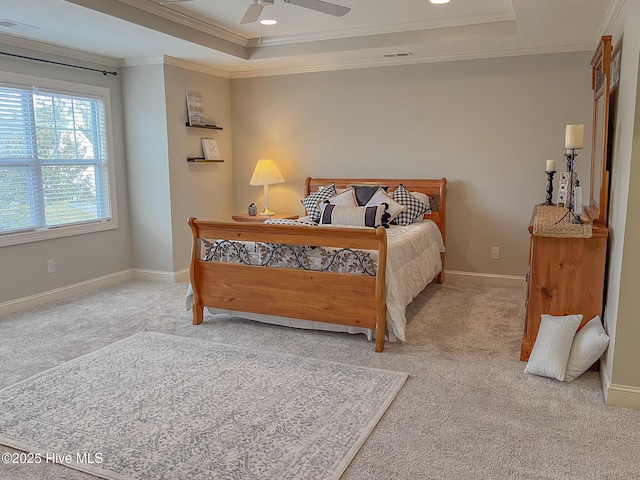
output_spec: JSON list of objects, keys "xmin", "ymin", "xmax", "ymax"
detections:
[{"xmin": 304, "ymin": 177, "xmax": 447, "ymax": 246}]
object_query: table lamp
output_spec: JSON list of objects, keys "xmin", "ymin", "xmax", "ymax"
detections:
[{"xmin": 249, "ymin": 159, "xmax": 284, "ymax": 216}]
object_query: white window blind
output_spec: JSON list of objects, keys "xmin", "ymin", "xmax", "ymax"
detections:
[{"xmin": 0, "ymin": 83, "xmax": 111, "ymax": 236}]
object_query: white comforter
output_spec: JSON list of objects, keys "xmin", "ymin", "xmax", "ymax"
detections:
[
  {"xmin": 379, "ymin": 220, "xmax": 444, "ymax": 341},
  {"xmin": 186, "ymin": 220, "xmax": 444, "ymax": 342}
]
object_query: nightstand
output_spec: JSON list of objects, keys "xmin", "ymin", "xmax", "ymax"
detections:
[{"xmin": 232, "ymin": 213, "xmax": 299, "ymax": 223}]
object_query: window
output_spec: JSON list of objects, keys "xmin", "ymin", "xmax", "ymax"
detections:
[{"xmin": 0, "ymin": 74, "xmax": 116, "ymax": 246}]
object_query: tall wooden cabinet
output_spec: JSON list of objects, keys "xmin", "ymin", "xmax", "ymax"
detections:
[{"xmin": 520, "ymin": 207, "xmax": 608, "ymax": 361}]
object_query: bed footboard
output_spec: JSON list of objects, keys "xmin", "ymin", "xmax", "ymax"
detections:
[{"xmin": 187, "ymin": 219, "xmax": 388, "ymax": 352}]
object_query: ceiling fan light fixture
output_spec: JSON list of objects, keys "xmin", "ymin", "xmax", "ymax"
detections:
[
  {"xmin": 243, "ymin": 0, "xmax": 350, "ymax": 24},
  {"xmin": 430, "ymin": 0, "xmax": 450, "ymax": 4},
  {"xmin": 260, "ymin": 18, "xmax": 278, "ymax": 25}
]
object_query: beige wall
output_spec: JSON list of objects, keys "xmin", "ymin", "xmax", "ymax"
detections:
[
  {"xmin": 230, "ymin": 53, "xmax": 593, "ymax": 279},
  {"xmin": 601, "ymin": 0, "xmax": 640, "ymax": 408},
  {"xmin": 163, "ymin": 64, "xmax": 234, "ymax": 273},
  {"xmin": 123, "ymin": 64, "xmax": 173, "ymax": 273},
  {"xmin": 0, "ymin": 44, "xmax": 132, "ymax": 305},
  {"xmin": 123, "ymin": 62, "xmax": 234, "ymax": 277}
]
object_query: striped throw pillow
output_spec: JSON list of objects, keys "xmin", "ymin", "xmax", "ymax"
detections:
[{"xmin": 318, "ymin": 203, "xmax": 388, "ymax": 228}]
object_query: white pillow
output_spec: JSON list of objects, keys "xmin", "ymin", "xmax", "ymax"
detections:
[
  {"xmin": 564, "ymin": 315, "xmax": 609, "ymax": 382},
  {"xmin": 365, "ymin": 188, "xmax": 406, "ymax": 222},
  {"xmin": 524, "ymin": 314, "xmax": 582, "ymax": 381},
  {"xmin": 323, "ymin": 188, "xmax": 358, "ymax": 207}
]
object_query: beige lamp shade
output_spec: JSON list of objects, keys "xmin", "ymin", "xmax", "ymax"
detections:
[
  {"xmin": 249, "ymin": 159, "xmax": 284, "ymax": 186},
  {"xmin": 249, "ymin": 159, "xmax": 284, "ymax": 216}
]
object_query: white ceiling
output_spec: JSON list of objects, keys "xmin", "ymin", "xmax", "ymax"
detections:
[{"xmin": 0, "ymin": 0, "xmax": 621, "ymax": 78}]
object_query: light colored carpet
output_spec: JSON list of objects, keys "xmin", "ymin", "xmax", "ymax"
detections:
[
  {"xmin": 0, "ymin": 331, "xmax": 406, "ymax": 480},
  {"xmin": 1, "ymin": 281, "xmax": 639, "ymax": 479}
]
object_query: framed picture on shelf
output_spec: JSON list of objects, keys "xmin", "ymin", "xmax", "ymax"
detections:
[
  {"xmin": 185, "ymin": 90, "xmax": 205, "ymax": 126},
  {"xmin": 201, "ymin": 138, "xmax": 221, "ymax": 160}
]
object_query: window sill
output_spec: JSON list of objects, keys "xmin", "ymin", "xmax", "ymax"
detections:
[{"xmin": 0, "ymin": 220, "xmax": 118, "ymax": 247}]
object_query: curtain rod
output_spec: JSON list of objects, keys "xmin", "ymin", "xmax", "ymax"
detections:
[{"xmin": 0, "ymin": 51, "xmax": 118, "ymax": 76}]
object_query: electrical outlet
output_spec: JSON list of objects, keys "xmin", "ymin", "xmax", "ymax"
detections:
[
  {"xmin": 46, "ymin": 259, "xmax": 55, "ymax": 273},
  {"xmin": 491, "ymin": 247, "xmax": 500, "ymax": 260}
]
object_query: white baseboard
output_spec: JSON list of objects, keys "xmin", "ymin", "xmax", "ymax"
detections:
[
  {"xmin": 444, "ymin": 270, "xmax": 526, "ymax": 288},
  {"xmin": 0, "ymin": 268, "xmax": 191, "ymax": 316},
  {"xmin": 605, "ymin": 384, "xmax": 640, "ymax": 410},
  {"xmin": 600, "ymin": 357, "xmax": 612, "ymax": 402},
  {"xmin": 601, "ymin": 360, "xmax": 640, "ymax": 410},
  {"xmin": 132, "ymin": 268, "xmax": 189, "ymax": 283},
  {"xmin": 0, "ymin": 270, "xmax": 133, "ymax": 316}
]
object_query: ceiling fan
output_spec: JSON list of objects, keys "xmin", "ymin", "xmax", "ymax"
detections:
[{"xmin": 240, "ymin": 0, "xmax": 351, "ymax": 24}]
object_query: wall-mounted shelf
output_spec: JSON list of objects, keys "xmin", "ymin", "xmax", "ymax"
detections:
[
  {"xmin": 186, "ymin": 123, "xmax": 223, "ymax": 130},
  {"xmin": 187, "ymin": 157, "xmax": 224, "ymax": 163}
]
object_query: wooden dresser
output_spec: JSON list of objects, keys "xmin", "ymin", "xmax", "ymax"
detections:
[{"xmin": 520, "ymin": 206, "xmax": 608, "ymax": 361}]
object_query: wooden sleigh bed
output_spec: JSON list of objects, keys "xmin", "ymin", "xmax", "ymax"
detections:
[{"xmin": 187, "ymin": 177, "xmax": 447, "ymax": 352}]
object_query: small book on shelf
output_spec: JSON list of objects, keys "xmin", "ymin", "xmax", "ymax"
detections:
[
  {"xmin": 185, "ymin": 90, "xmax": 205, "ymax": 127},
  {"xmin": 201, "ymin": 138, "xmax": 221, "ymax": 160}
]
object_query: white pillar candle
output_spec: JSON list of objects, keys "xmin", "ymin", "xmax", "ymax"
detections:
[
  {"xmin": 546, "ymin": 159, "xmax": 557, "ymax": 172},
  {"xmin": 574, "ymin": 185, "xmax": 583, "ymax": 215},
  {"xmin": 565, "ymin": 124, "xmax": 585, "ymax": 149}
]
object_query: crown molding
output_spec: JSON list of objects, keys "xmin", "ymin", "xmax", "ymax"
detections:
[
  {"xmin": 121, "ymin": 56, "xmax": 164, "ymax": 67},
  {"xmin": 230, "ymin": 43, "xmax": 594, "ymax": 79},
  {"xmin": 0, "ymin": 30, "xmax": 594, "ymax": 82},
  {"xmin": 0, "ymin": 32, "xmax": 123, "ymax": 68},
  {"xmin": 121, "ymin": 55, "xmax": 232, "ymax": 78},
  {"xmin": 65, "ymin": 0, "xmax": 247, "ymax": 59},
  {"xmin": 247, "ymin": 11, "xmax": 516, "ymax": 48},
  {"xmin": 115, "ymin": 0, "xmax": 248, "ymax": 46},
  {"xmin": 162, "ymin": 55, "xmax": 232, "ymax": 78},
  {"xmin": 248, "ymin": 20, "xmax": 518, "ymax": 61},
  {"xmin": 597, "ymin": 0, "xmax": 625, "ymax": 41},
  {"xmin": 69, "ymin": 0, "xmax": 516, "ymax": 55}
]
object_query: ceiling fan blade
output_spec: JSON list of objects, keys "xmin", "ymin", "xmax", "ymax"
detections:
[
  {"xmin": 284, "ymin": 0, "xmax": 351, "ymax": 17},
  {"xmin": 240, "ymin": 2, "xmax": 264, "ymax": 24}
]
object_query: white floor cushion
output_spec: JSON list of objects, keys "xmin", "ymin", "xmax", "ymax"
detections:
[
  {"xmin": 564, "ymin": 315, "xmax": 610, "ymax": 382},
  {"xmin": 524, "ymin": 314, "xmax": 583, "ymax": 381}
]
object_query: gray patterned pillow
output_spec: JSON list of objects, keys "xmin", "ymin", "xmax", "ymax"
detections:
[
  {"xmin": 391, "ymin": 184, "xmax": 430, "ymax": 226},
  {"xmin": 300, "ymin": 183, "xmax": 337, "ymax": 222}
]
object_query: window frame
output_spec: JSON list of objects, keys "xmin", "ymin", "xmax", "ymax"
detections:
[{"xmin": 0, "ymin": 71, "xmax": 118, "ymax": 247}]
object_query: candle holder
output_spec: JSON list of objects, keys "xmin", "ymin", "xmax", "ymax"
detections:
[
  {"xmin": 543, "ymin": 171, "xmax": 556, "ymax": 206},
  {"xmin": 555, "ymin": 149, "xmax": 583, "ymax": 225}
]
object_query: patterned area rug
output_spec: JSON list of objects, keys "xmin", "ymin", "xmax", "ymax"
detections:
[{"xmin": 0, "ymin": 332, "xmax": 407, "ymax": 480}]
